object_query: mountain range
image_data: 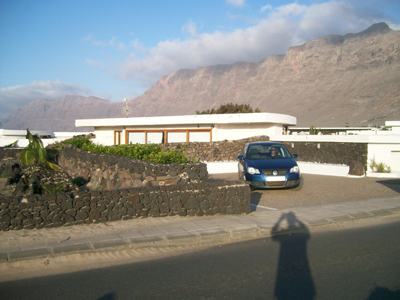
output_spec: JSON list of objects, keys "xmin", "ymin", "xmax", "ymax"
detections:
[{"xmin": 1, "ymin": 22, "xmax": 399, "ymax": 131}]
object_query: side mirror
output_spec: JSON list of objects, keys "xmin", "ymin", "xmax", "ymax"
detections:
[
  {"xmin": 237, "ymin": 155, "xmax": 244, "ymax": 160},
  {"xmin": 292, "ymin": 154, "xmax": 299, "ymax": 158}
]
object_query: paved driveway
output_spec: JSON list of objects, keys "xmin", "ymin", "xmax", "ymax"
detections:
[{"xmin": 209, "ymin": 173, "xmax": 400, "ymax": 211}]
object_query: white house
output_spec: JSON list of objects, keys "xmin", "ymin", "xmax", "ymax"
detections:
[
  {"xmin": 2, "ymin": 118, "xmax": 398, "ymax": 178},
  {"xmin": 75, "ymin": 113, "xmax": 297, "ymax": 146},
  {"xmin": 0, "ymin": 129, "xmax": 89, "ymax": 148}
]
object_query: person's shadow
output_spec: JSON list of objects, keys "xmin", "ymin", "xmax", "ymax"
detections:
[{"xmin": 271, "ymin": 212, "xmax": 316, "ymax": 300}]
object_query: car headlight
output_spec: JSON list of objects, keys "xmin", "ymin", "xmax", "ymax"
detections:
[
  {"xmin": 247, "ymin": 167, "xmax": 260, "ymax": 175},
  {"xmin": 290, "ymin": 166, "xmax": 300, "ymax": 173}
]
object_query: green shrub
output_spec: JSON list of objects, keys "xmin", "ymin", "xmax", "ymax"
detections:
[
  {"xmin": 60, "ymin": 137, "xmax": 192, "ymax": 164},
  {"xmin": 0, "ymin": 171, "xmax": 10, "ymax": 178},
  {"xmin": 19, "ymin": 129, "xmax": 61, "ymax": 171},
  {"xmin": 369, "ymin": 158, "xmax": 391, "ymax": 173},
  {"xmin": 309, "ymin": 125, "xmax": 320, "ymax": 135},
  {"xmin": 42, "ymin": 183, "xmax": 66, "ymax": 194},
  {"xmin": 196, "ymin": 103, "xmax": 260, "ymax": 114}
]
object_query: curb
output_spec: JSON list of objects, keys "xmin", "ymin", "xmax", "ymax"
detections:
[{"xmin": 1, "ymin": 207, "xmax": 399, "ymax": 263}]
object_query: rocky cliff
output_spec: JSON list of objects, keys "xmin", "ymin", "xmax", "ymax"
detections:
[
  {"xmin": 1, "ymin": 23, "xmax": 399, "ymax": 131},
  {"xmin": 132, "ymin": 22, "xmax": 400, "ymax": 126}
]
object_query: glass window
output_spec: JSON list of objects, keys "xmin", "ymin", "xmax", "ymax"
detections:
[
  {"xmin": 147, "ymin": 132, "xmax": 164, "ymax": 144},
  {"xmin": 167, "ymin": 132, "xmax": 186, "ymax": 143},
  {"xmin": 128, "ymin": 132, "xmax": 145, "ymax": 144},
  {"xmin": 247, "ymin": 144, "xmax": 291, "ymax": 159},
  {"xmin": 189, "ymin": 131, "xmax": 210, "ymax": 142}
]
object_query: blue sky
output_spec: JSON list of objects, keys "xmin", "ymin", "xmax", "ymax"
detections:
[{"xmin": 1, "ymin": 0, "xmax": 399, "ymax": 121}]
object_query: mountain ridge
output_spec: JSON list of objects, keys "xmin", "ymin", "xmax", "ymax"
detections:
[{"xmin": 1, "ymin": 22, "xmax": 399, "ymax": 131}]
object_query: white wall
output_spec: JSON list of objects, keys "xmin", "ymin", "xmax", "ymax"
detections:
[
  {"xmin": 368, "ymin": 143, "xmax": 400, "ymax": 173},
  {"xmin": 92, "ymin": 128, "xmax": 119, "ymax": 145},
  {"xmin": 213, "ymin": 124, "xmax": 282, "ymax": 141},
  {"xmin": 92, "ymin": 123, "xmax": 288, "ymax": 145},
  {"xmin": 270, "ymin": 134, "xmax": 400, "ymax": 177},
  {"xmin": 0, "ymin": 130, "xmax": 91, "ymax": 148}
]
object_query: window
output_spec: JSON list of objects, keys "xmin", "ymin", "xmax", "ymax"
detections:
[
  {"xmin": 128, "ymin": 132, "xmax": 145, "ymax": 144},
  {"xmin": 125, "ymin": 129, "xmax": 212, "ymax": 144}
]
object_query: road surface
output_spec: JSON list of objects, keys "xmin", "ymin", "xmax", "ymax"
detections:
[{"xmin": 1, "ymin": 215, "xmax": 399, "ymax": 300}]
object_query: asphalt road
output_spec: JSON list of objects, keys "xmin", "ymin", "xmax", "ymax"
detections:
[
  {"xmin": 209, "ymin": 173, "xmax": 400, "ymax": 210},
  {"xmin": 1, "ymin": 216, "xmax": 399, "ymax": 300}
]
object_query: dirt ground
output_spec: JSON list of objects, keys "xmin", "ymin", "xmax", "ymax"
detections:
[{"xmin": 209, "ymin": 173, "xmax": 400, "ymax": 210}]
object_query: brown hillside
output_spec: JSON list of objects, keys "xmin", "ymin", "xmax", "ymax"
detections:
[
  {"xmin": 131, "ymin": 22, "xmax": 400, "ymax": 126},
  {"xmin": 1, "ymin": 23, "xmax": 399, "ymax": 131}
]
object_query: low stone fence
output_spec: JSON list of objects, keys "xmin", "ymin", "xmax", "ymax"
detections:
[
  {"xmin": 0, "ymin": 148, "xmax": 20, "ymax": 176},
  {"xmin": 277, "ymin": 141, "xmax": 368, "ymax": 167},
  {"xmin": 0, "ymin": 181, "xmax": 250, "ymax": 231},
  {"xmin": 0, "ymin": 148, "xmax": 20, "ymax": 160},
  {"xmin": 58, "ymin": 145, "xmax": 208, "ymax": 190},
  {"xmin": 158, "ymin": 137, "xmax": 367, "ymax": 172},
  {"xmin": 159, "ymin": 135, "xmax": 270, "ymax": 162}
]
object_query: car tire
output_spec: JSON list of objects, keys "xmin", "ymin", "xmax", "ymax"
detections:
[{"xmin": 292, "ymin": 175, "xmax": 304, "ymax": 191}]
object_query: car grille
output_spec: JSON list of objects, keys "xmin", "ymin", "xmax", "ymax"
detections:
[
  {"xmin": 266, "ymin": 181, "xmax": 286, "ymax": 187},
  {"xmin": 251, "ymin": 181, "xmax": 266, "ymax": 186},
  {"xmin": 262, "ymin": 169, "xmax": 288, "ymax": 175}
]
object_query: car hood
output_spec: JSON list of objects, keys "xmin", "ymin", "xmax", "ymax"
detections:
[{"xmin": 246, "ymin": 158, "xmax": 298, "ymax": 170}]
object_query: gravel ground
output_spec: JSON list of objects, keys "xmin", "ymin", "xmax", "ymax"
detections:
[{"xmin": 209, "ymin": 173, "xmax": 400, "ymax": 210}]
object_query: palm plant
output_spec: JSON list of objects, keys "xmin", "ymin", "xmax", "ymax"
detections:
[{"xmin": 19, "ymin": 129, "xmax": 61, "ymax": 171}]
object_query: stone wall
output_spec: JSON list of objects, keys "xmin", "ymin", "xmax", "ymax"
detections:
[
  {"xmin": 2, "ymin": 136, "xmax": 368, "ymax": 170},
  {"xmin": 158, "ymin": 137, "xmax": 367, "ymax": 168},
  {"xmin": 0, "ymin": 148, "xmax": 20, "ymax": 176},
  {"xmin": 277, "ymin": 141, "xmax": 368, "ymax": 167},
  {"xmin": 159, "ymin": 136, "xmax": 270, "ymax": 162},
  {"xmin": 0, "ymin": 181, "xmax": 250, "ymax": 231},
  {"xmin": 58, "ymin": 145, "xmax": 208, "ymax": 190}
]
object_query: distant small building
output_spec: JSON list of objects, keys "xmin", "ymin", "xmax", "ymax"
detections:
[
  {"xmin": 0, "ymin": 129, "xmax": 88, "ymax": 147},
  {"xmin": 289, "ymin": 121, "xmax": 400, "ymax": 136},
  {"xmin": 75, "ymin": 113, "xmax": 297, "ymax": 146}
]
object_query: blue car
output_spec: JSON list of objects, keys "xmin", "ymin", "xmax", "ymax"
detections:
[{"xmin": 237, "ymin": 142, "xmax": 303, "ymax": 190}]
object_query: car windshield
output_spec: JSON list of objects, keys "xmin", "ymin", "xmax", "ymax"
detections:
[{"xmin": 246, "ymin": 144, "xmax": 291, "ymax": 160}]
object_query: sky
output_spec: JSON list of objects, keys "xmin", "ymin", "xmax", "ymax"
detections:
[{"xmin": 1, "ymin": 0, "xmax": 400, "ymax": 121}]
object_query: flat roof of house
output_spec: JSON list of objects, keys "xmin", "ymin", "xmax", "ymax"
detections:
[
  {"xmin": 0, "ymin": 129, "xmax": 55, "ymax": 138},
  {"xmin": 75, "ymin": 112, "xmax": 297, "ymax": 128},
  {"xmin": 288, "ymin": 127, "xmax": 374, "ymax": 131},
  {"xmin": 386, "ymin": 121, "xmax": 400, "ymax": 127}
]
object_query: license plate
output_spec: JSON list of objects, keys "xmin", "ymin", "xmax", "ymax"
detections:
[{"xmin": 266, "ymin": 176, "xmax": 286, "ymax": 182}]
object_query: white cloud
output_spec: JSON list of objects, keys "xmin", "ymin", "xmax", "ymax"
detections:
[
  {"xmin": 0, "ymin": 80, "xmax": 91, "ymax": 121},
  {"xmin": 118, "ymin": 42, "xmax": 128, "ymax": 52},
  {"xmin": 83, "ymin": 34, "xmax": 128, "ymax": 52},
  {"xmin": 85, "ymin": 58, "xmax": 105, "ymax": 68},
  {"xmin": 182, "ymin": 20, "xmax": 200, "ymax": 37},
  {"xmin": 270, "ymin": 3, "xmax": 307, "ymax": 18},
  {"xmin": 226, "ymin": 0, "xmax": 246, "ymax": 7},
  {"xmin": 261, "ymin": 5, "xmax": 272, "ymax": 13},
  {"xmin": 113, "ymin": 1, "xmax": 400, "ymax": 87}
]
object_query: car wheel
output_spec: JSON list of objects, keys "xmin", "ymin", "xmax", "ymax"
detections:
[{"xmin": 292, "ymin": 176, "xmax": 304, "ymax": 191}]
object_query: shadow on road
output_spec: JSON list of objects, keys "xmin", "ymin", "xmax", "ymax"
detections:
[
  {"xmin": 376, "ymin": 179, "xmax": 400, "ymax": 193},
  {"xmin": 250, "ymin": 192, "xmax": 262, "ymax": 212},
  {"xmin": 97, "ymin": 292, "xmax": 116, "ymax": 300},
  {"xmin": 271, "ymin": 212, "xmax": 316, "ymax": 300},
  {"xmin": 365, "ymin": 286, "xmax": 400, "ymax": 300}
]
